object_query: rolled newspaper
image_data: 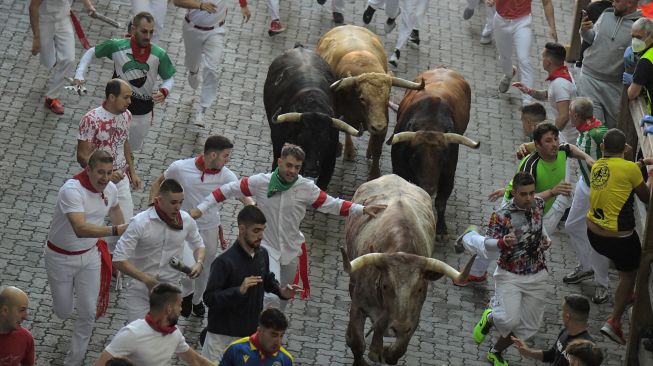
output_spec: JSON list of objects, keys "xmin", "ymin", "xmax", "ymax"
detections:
[{"xmin": 169, "ymin": 256, "xmax": 193, "ymax": 275}]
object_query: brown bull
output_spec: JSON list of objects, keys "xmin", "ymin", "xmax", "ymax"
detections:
[
  {"xmin": 341, "ymin": 174, "xmax": 475, "ymax": 366},
  {"xmin": 316, "ymin": 25, "xmax": 424, "ymax": 180},
  {"xmin": 387, "ymin": 67, "xmax": 480, "ymax": 241}
]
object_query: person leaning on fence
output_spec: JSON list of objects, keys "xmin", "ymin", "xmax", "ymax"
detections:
[{"xmin": 624, "ymin": 17, "xmax": 653, "ymax": 114}]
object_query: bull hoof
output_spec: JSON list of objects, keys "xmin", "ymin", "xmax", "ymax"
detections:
[{"xmin": 368, "ymin": 350, "xmax": 383, "ymax": 363}]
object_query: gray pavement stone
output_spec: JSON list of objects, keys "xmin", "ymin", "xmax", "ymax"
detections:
[{"xmin": 0, "ymin": 0, "xmax": 630, "ymax": 365}]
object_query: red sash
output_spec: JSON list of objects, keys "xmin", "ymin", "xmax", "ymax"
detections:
[{"xmin": 292, "ymin": 242, "xmax": 310, "ymax": 299}]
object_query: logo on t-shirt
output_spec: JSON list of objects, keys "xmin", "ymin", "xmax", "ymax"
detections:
[{"xmin": 590, "ymin": 162, "xmax": 610, "ymax": 190}]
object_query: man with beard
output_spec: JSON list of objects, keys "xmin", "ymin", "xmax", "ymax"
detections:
[
  {"xmin": 74, "ymin": 12, "xmax": 176, "ymax": 152},
  {"xmin": 113, "ymin": 179, "xmax": 205, "ymax": 322},
  {"xmin": 200, "ymin": 205, "xmax": 300, "ymax": 361},
  {"xmin": 93, "ymin": 283, "xmax": 213, "ymax": 366}
]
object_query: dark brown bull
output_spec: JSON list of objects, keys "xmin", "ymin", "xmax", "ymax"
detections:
[
  {"xmin": 341, "ymin": 174, "xmax": 475, "ymax": 366},
  {"xmin": 387, "ymin": 67, "xmax": 480, "ymax": 241}
]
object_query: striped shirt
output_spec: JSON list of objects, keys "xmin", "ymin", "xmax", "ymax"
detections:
[{"xmin": 576, "ymin": 119, "xmax": 608, "ymax": 187}]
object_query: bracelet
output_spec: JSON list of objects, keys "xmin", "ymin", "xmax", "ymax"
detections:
[{"xmin": 111, "ymin": 225, "xmax": 118, "ymax": 236}]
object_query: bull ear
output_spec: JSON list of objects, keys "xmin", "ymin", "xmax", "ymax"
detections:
[{"xmin": 424, "ymin": 271, "xmax": 444, "ymax": 281}]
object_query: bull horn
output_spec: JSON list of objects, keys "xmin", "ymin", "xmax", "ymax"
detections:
[
  {"xmin": 348, "ymin": 252, "xmax": 386, "ymax": 273},
  {"xmin": 443, "ymin": 133, "xmax": 481, "ymax": 149},
  {"xmin": 274, "ymin": 113, "xmax": 302, "ymax": 123},
  {"xmin": 422, "ymin": 254, "xmax": 477, "ymax": 283},
  {"xmin": 389, "ymin": 131, "xmax": 417, "ymax": 145},
  {"xmin": 391, "ymin": 77, "xmax": 425, "ymax": 90},
  {"xmin": 388, "ymin": 101, "xmax": 399, "ymax": 112},
  {"xmin": 331, "ymin": 118, "xmax": 359, "ymax": 136},
  {"xmin": 331, "ymin": 77, "xmax": 357, "ymax": 92}
]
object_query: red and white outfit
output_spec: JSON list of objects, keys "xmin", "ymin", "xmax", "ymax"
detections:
[
  {"xmin": 113, "ymin": 207, "xmax": 204, "ymax": 322},
  {"xmin": 37, "ymin": 0, "xmax": 75, "ymax": 102},
  {"xmin": 197, "ymin": 173, "xmax": 363, "ymax": 309},
  {"xmin": 78, "ymin": 105, "xmax": 134, "ymax": 252},
  {"xmin": 164, "ymin": 156, "xmax": 239, "ymax": 307},
  {"xmin": 46, "ymin": 174, "xmax": 118, "ymax": 366}
]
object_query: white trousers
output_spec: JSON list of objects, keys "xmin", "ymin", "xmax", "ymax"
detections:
[
  {"xmin": 131, "ymin": 0, "xmax": 168, "ymax": 43},
  {"xmin": 125, "ymin": 280, "xmax": 150, "ymax": 322},
  {"xmin": 45, "ymin": 246, "xmax": 101, "ymax": 366},
  {"xmin": 181, "ymin": 227, "xmax": 221, "ymax": 304},
  {"xmin": 202, "ymin": 332, "xmax": 239, "ymax": 362},
  {"xmin": 106, "ymin": 176, "xmax": 134, "ymax": 253},
  {"xmin": 493, "ymin": 13, "xmax": 534, "ymax": 104},
  {"xmin": 564, "ymin": 177, "xmax": 610, "ymax": 287},
  {"xmin": 182, "ymin": 22, "xmax": 225, "ymax": 109},
  {"xmin": 39, "ymin": 18, "xmax": 75, "ymax": 99},
  {"xmin": 491, "ymin": 268, "xmax": 549, "ymax": 340},
  {"xmin": 466, "ymin": 0, "xmax": 495, "ymax": 36},
  {"xmin": 268, "ymin": 0, "xmax": 344, "ymax": 20},
  {"xmin": 129, "ymin": 112, "xmax": 153, "ymax": 152},
  {"xmin": 263, "ymin": 250, "xmax": 298, "ymax": 311},
  {"xmin": 394, "ymin": 0, "xmax": 428, "ymax": 51},
  {"xmin": 368, "ymin": 0, "xmax": 400, "ymax": 18}
]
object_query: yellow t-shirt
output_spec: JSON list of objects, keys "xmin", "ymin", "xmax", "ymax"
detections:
[{"xmin": 587, "ymin": 157, "xmax": 644, "ymax": 232}]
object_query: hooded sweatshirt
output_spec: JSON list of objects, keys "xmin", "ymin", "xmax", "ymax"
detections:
[{"xmin": 580, "ymin": 8, "xmax": 641, "ymax": 82}]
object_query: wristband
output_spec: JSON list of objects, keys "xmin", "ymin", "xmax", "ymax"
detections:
[{"xmin": 111, "ymin": 225, "xmax": 118, "ymax": 236}]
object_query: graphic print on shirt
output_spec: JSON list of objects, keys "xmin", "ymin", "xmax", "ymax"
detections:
[
  {"xmin": 590, "ymin": 161, "xmax": 610, "ymax": 190},
  {"xmin": 78, "ymin": 107, "xmax": 131, "ymax": 170}
]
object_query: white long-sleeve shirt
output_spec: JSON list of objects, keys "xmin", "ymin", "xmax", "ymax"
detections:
[
  {"xmin": 113, "ymin": 207, "xmax": 204, "ymax": 284},
  {"xmin": 197, "ymin": 173, "xmax": 363, "ymax": 265}
]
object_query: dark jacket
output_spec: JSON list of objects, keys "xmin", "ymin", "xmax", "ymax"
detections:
[
  {"xmin": 203, "ymin": 241, "xmax": 283, "ymax": 337},
  {"xmin": 542, "ymin": 328, "xmax": 593, "ymax": 366}
]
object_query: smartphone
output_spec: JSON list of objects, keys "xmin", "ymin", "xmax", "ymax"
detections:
[{"xmin": 581, "ymin": 9, "xmax": 588, "ymax": 20}]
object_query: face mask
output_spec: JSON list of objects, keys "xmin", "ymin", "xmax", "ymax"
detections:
[{"xmin": 632, "ymin": 37, "xmax": 647, "ymax": 53}]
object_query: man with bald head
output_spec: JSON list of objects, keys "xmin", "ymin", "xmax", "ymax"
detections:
[
  {"xmin": 0, "ymin": 286, "xmax": 35, "ymax": 365},
  {"xmin": 77, "ymin": 79, "xmax": 141, "ymax": 255}
]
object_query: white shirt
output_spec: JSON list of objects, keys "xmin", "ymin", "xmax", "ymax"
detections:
[
  {"xmin": 47, "ymin": 179, "xmax": 118, "ymax": 251},
  {"xmin": 113, "ymin": 207, "xmax": 204, "ymax": 284},
  {"xmin": 105, "ymin": 319, "xmax": 190, "ymax": 366},
  {"xmin": 547, "ymin": 76, "xmax": 578, "ymax": 143},
  {"xmin": 197, "ymin": 173, "xmax": 363, "ymax": 265},
  {"xmin": 40, "ymin": 0, "xmax": 71, "ymax": 23},
  {"xmin": 164, "ymin": 158, "xmax": 238, "ymax": 230},
  {"xmin": 186, "ymin": 0, "xmax": 227, "ymax": 27}
]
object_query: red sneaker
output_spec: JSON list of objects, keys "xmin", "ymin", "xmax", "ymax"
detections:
[
  {"xmin": 45, "ymin": 97, "xmax": 64, "ymax": 115},
  {"xmin": 601, "ymin": 318, "xmax": 626, "ymax": 345},
  {"xmin": 453, "ymin": 272, "xmax": 488, "ymax": 287},
  {"xmin": 268, "ymin": 20, "xmax": 286, "ymax": 36}
]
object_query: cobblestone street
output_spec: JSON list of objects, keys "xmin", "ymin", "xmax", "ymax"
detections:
[{"xmin": 0, "ymin": 0, "xmax": 630, "ymax": 364}]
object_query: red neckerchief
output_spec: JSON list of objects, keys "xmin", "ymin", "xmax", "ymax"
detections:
[
  {"xmin": 546, "ymin": 65, "xmax": 573, "ymax": 83},
  {"xmin": 145, "ymin": 313, "xmax": 177, "ymax": 335},
  {"xmin": 73, "ymin": 170, "xmax": 107, "ymax": 206},
  {"xmin": 250, "ymin": 331, "xmax": 277, "ymax": 360},
  {"xmin": 195, "ymin": 155, "xmax": 221, "ymax": 182},
  {"xmin": 154, "ymin": 201, "xmax": 183, "ymax": 230},
  {"xmin": 576, "ymin": 116, "xmax": 603, "ymax": 132},
  {"xmin": 130, "ymin": 35, "xmax": 151, "ymax": 63}
]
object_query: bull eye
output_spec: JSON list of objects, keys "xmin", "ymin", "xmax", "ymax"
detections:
[{"xmin": 359, "ymin": 95, "xmax": 365, "ymax": 103}]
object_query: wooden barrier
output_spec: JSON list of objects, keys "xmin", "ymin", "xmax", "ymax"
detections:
[{"xmin": 566, "ymin": 0, "xmax": 591, "ymax": 63}]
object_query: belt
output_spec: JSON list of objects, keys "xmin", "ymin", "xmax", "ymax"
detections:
[
  {"xmin": 185, "ymin": 15, "xmax": 224, "ymax": 30},
  {"xmin": 47, "ymin": 241, "xmax": 94, "ymax": 255}
]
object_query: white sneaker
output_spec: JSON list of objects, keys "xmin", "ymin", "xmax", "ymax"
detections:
[
  {"xmin": 384, "ymin": 8, "xmax": 400, "ymax": 34},
  {"xmin": 498, "ymin": 66, "xmax": 516, "ymax": 93},
  {"xmin": 193, "ymin": 107, "xmax": 206, "ymax": 127},
  {"xmin": 480, "ymin": 32, "xmax": 492, "ymax": 45},
  {"xmin": 388, "ymin": 49, "xmax": 399, "ymax": 67},
  {"xmin": 188, "ymin": 71, "xmax": 200, "ymax": 90}
]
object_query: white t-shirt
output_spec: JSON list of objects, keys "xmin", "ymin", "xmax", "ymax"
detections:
[
  {"xmin": 78, "ymin": 106, "xmax": 132, "ymax": 171},
  {"xmin": 47, "ymin": 179, "xmax": 118, "ymax": 251},
  {"xmin": 40, "ymin": 0, "xmax": 71, "ymax": 23},
  {"xmin": 105, "ymin": 319, "xmax": 190, "ymax": 366},
  {"xmin": 547, "ymin": 77, "xmax": 578, "ymax": 144},
  {"xmin": 164, "ymin": 158, "xmax": 238, "ymax": 230},
  {"xmin": 186, "ymin": 0, "xmax": 228, "ymax": 27}
]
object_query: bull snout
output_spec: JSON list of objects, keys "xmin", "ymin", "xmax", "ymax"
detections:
[
  {"xmin": 367, "ymin": 124, "xmax": 386, "ymax": 135},
  {"xmin": 389, "ymin": 321, "xmax": 413, "ymax": 337}
]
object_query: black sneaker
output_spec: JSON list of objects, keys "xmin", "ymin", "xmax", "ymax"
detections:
[
  {"xmin": 181, "ymin": 293, "xmax": 193, "ymax": 317},
  {"xmin": 388, "ymin": 49, "xmax": 400, "ymax": 67},
  {"xmin": 409, "ymin": 29, "xmax": 420, "ymax": 45},
  {"xmin": 333, "ymin": 12, "xmax": 344, "ymax": 24},
  {"xmin": 363, "ymin": 6, "xmax": 375, "ymax": 24},
  {"xmin": 192, "ymin": 301, "xmax": 206, "ymax": 317}
]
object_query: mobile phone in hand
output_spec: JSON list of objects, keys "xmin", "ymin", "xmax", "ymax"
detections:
[{"xmin": 581, "ymin": 9, "xmax": 588, "ymax": 20}]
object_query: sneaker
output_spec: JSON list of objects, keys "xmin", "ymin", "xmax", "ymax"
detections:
[
  {"xmin": 454, "ymin": 225, "xmax": 478, "ymax": 254},
  {"xmin": 409, "ymin": 29, "xmax": 420, "ymax": 46},
  {"xmin": 454, "ymin": 272, "xmax": 487, "ymax": 287},
  {"xmin": 193, "ymin": 107, "xmax": 206, "ymax": 127},
  {"xmin": 384, "ymin": 10, "xmax": 400, "ymax": 34},
  {"xmin": 192, "ymin": 301, "xmax": 206, "ymax": 317},
  {"xmin": 601, "ymin": 318, "xmax": 626, "ymax": 345},
  {"xmin": 181, "ymin": 293, "xmax": 193, "ymax": 317},
  {"xmin": 45, "ymin": 97, "xmax": 64, "ymax": 114},
  {"xmin": 362, "ymin": 6, "xmax": 376, "ymax": 24},
  {"xmin": 463, "ymin": 7, "xmax": 475, "ymax": 20},
  {"xmin": 480, "ymin": 32, "xmax": 493, "ymax": 45},
  {"xmin": 188, "ymin": 70, "xmax": 200, "ymax": 90},
  {"xmin": 487, "ymin": 350, "xmax": 509, "ymax": 366},
  {"xmin": 563, "ymin": 265, "xmax": 594, "ymax": 284},
  {"xmin": 498, "ymin": 66, "xmax": 516, "ymax": 93},
  {"xmin": 473, "ymin": 309, "xmax": 493, "ymax": 344},
  {"xmin": 388, "ymin": 49, "xmax": 400, "ymax": 67},
  {"xmin": 592, "ymin": 285, "xmax": 609, "ymax": 304},
  {"xmin": 268, "ymin": 20, "xmax": 286, "ymax": 36},
  {"xmin": 333, "ymin": 12, "xmax": 344, "ymax": 24}
]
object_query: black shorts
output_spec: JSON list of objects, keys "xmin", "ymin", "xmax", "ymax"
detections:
[{"xmin": 587, "ymin": 229, "xmax": 641, "ymax": 272}]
